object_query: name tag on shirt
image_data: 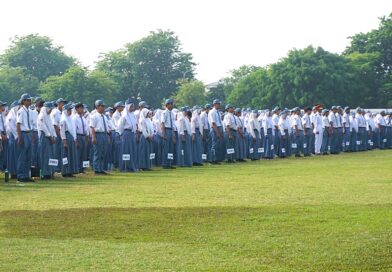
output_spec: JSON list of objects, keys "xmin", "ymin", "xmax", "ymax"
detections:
[
  {"xmin": 150, "ymin": 153, "xmax": 155, "ymax": 160},
  {"xmin": 168, "ymin": 153, "xmax": 174, "ymax": 160},
  {"xmin": 249, "ymin": 148, "xmax": 254, "ymax": 154},
  {"xmin": 303, "ymin": 143, "xmax": 307, "ymax": 149},
  {"xmin": 258, "ymin": 148, "xmax": 263, "ymax": 153},
  {"xmin": 346, "ymin": 141, "xmax": 350, "ymax": 146},
  {"xmin": 181, "ymin": 149, "xmax": 184, "ymax": 156},
  {"xmin": 83, "ymin": 161, "xmax": 90, "ymax": 168},
  {"xmin": 62, "ymin": 157, "xmax": 68, "ymax": 165},
  {"xmin": 356, "ymin": 141, "xmax": 361, "ymax": 145},
  {"xmin": 292, "ymin": 143, "xmax": 297, "ymax": 148},
  {"xmin": 226, "ymin": 148, "xmax": 235, "ymax": 154},
  {"xmin": 122, "ymin": 154, "xmax": 130, "ymax": 161},
  {"xmin": 271, "ymin": 145, "xmax": 274, "ymax": 150},
  {"xmin": 202, "ymin": 154, "xmax": 207, "ymax": 160},
  {"xmin": 48, "ymin": 159, "xmax": 59, "ymax": 166},
  {"xmin": 281, "ymin": 148, "xmax": 286, "ymax": 153}
]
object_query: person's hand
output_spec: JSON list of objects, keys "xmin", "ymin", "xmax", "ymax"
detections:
[
  {"xmin": 92, "ymin": 138, "xmax": 97, "ymax": 145},
  {"xmin": 229, "ymin": 134, "xmax": 233, "ymax": 140},
  {"xmin": 173, "ymin": 136, "xmax": 177, "ymax": 145},
  {"xmin": 76, "ymin": 141, "xmax": 80, "ymax": 148},
  {"xmin": 18, "ymin": 137, "xmax": 22, "ymax": 145},
  {"xmin": 253, "ymin": 137, "xmax": 256, "ymax": 143},
  {"xmin": 192, "ymin": 134, "xmax": 195, "ymax": 142},
  {"xmin": 50, "ymin": 137, "xmax": 55, "ymax": 144},
  {"xmin": 63, "ymin": 140, "xmax": 68, "ymax": 149},
  {"xmin": 181, "ymin": 135, "xmax": 185, "ymax": 143}
]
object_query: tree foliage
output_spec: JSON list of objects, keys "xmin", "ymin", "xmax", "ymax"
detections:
[
  {"xmin": 0, "ymin": 34, "xmax": 75, "ymax": 82},
  {"xmin": 174, "ymin": 79, "xmax": 206, "ymax": 107},
  {"xmin": 97, "ymin": 30, "xmax": 195, "ymax": 107}
]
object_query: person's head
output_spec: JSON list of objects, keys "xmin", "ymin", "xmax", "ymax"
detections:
[
  {"xmin": 56, "ymin": 98, "xmax": 67, "ymax": 110},
  {"xmin": 64, "ymin": 103, "xmax": 74, "ymax": 116},
  {"xmin": 234, "ymin": 108, "xmax": 241, "ymax": 117},
  {"xmin": 380, "ymin": 110, "xmax": 386, "ymax": 117},
  {"xmin": 138, "ymin": 101, "xmax": 148, "ymax": 110},
  {"xmin": 114, "ymin": 101, "xmax": 125, "ymax": 113},
  {"xmin": 0, "ymin": 101, "xmax": 6, "ymax": 113},
  {"xmin": 20, "ymin": 93, "xmax": 32, "ymax": 107},
  {"xmin": 95, "ymin": 100, "xmax": 106, "ymax": 114},
  {"xmin": 331, "ymin": 106, "xmax": 337, "ymax": 113},
  {"xmin": 304, "ymin": 107, "xmax": 312, "ymax": 115},
  {"xmin": 204, "ymin": 104, "xmax": 212, "ymax": 113},
  {"xmin": 128, "ymin": 103, "xmax": 135, "ymax": 112},
  {"xmin": 225, "ymin": 104, "xmax": 234, "ymax": 113},
  {"xmin": 165, "ymin": 98, "xmax": 174, "ymax": 110},
  {"xmin": 75, "ymin": 103, "xmax": 85, "ymax": 115},
  {"xmin": 212, "ymin": 99, "xmax": 221, "ymax": 110},
  {"xmin": 272, "ymin": 106, "xmax": 281, "ymax": 115}
]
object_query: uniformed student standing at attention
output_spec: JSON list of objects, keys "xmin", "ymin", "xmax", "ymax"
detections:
[
  {"xmin": 0, "ymin": 101, "xmax": 8, "ymax": 172},
  {"xmin": 73, "ymin": 103, "xmax": 89, "ymax": 173},
  {"xmin": 90, "ymin": 100, "xmax": 110, "ymax": 175},
  {"xmin": 16, "ymin": 93, "xmax": 34, "ymax": 182},
  {"xmin": 161, "ymin": 99, "xmax": 176, "ymax": 169},
  {"xmin": 6, "ymin": 101, "xmax": 19, "ymax": 179},
  {"xmin": 60, "ymin": 103, "xmax": 78, "ymax": 178},
  {"xmin": 200, "ymin": 104, "xmax": 211, "ymax": 162},
  {"xmin": 138, "ymin": 108, "xmax": 154, "ymax": 171},
  {"xmin": 37, "ymin": 102, "xmax": 56, "ymax": 180},
  {"xmin": 208, "ymin": 99, "xmax": 224, "ymax": 164},
  {"xmin": 117, "ymin": 101, "xmax": 138, "ymax": 172},
  {"xmin": 223, "ymin": 104, "xmax": 237, "ymax": 163},
  {"xmin": 302, "ymin": 107, "xmax": 312, "ymax": 157},
  {"xmin": 51, "ymin": 98, "xmax": 67, "ymax": 172},
  {"xmin": 190, "ymin": 106, "xmax": 203, "ymax": 166}
]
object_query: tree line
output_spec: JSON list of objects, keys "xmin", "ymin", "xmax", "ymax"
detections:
[{"xmin": 0, "ymin": 13, "xmax": 391, "ymax": 108}]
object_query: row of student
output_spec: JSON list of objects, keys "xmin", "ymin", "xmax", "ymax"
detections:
[{"xmin": 0, "ymin": 94, "xmax": 391, "ymax": 182}]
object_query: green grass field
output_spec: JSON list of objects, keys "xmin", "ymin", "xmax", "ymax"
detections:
[{"xmin": 1, "ymin": 150, "xmax": 392, "ymax": 271}]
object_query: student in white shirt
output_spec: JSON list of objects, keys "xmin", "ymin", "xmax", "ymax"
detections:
[
  {"xmin": 38, "ymin": 102, "xmax": 56, "ymax": 179},
  {"xmin": 117, "ymin": 100, "xmax": 138, "ymax": 172},
  {"xmin": 90, "ymin": 100, "xmax": 110, "ymax": 175},
  {"xmin": 138, "ymin": 108, "xmax": 154, "ymax": 171},
  {"xmin": 191, "ymin": 106, "xmax": 203, "ymax": 166},
  {"xmin": 16, "ymin": 93, "xmax": 33, "ymax": 182},
  {"xmin": 60, "ymin": 103, "xmax": 78, "ymax": 178},
  {"xmin": 73, "ymin": 103, "xmax": 89, "ymax": 173}
]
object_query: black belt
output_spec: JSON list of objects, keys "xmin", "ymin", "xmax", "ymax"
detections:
[
  {"xmin": 165, "ymin": 128, "xmax": 172, "ymax": 130},
  {"xmin": 77, "ymin": 134, "xmax": 86, "ymax": 136},
  {"xmin": 95, "ymin": 132, "xmax": 107, "ymax": 134},
  {"xmin": 124, "ymin": 129, "xmax": 133, "ymax": 132},
  {"xmin": 21, "ymin": 131, "xmax": 31, "ymax": 133}
]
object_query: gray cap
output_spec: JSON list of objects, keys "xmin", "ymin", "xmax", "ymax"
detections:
[
  {"xmin": 204, "ymin": 104, "xmax": 212, "ymax": 110},
  {"xmin": 213, "ymin": 99, "xmax": 221, "ymax": 105},
  {"xmin": 20, "ymin": 93, "xmax": 32, "ymax": 101},
  {"xmin": 165, "ymin": 98, "xmax": 174, "ymax": 105},
  {"xmin": 56, "ymin": 98, "xmax": 67, "ymax": 104},
  {"xmin": 225, "ymin": 104, "xmax": 234, "ymax": 110},
  {"xmin": 0, "ymin": 101, "xmax": 7, "ymax": 107},
  {"xmin": 43, "ymin": 102, "xmax": 54, "ymax": 108},
  {"xmin": 63, "ymin": 103, "xmax": 74, "ymax": 111},
  {"xmin": 114, "ymin": 101, "xmax": 125, "ymax": 109},
  {"xmin": 95, "ymin": 100, "xmax": 106, "ymax": 107},
  {"xmin": 139, "ymin": 101, "xmax": 148, "ymax": 108}
]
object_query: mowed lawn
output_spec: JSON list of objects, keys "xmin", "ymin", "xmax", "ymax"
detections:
[{"xmin": 1, "ymin": 151, "xmax": 392, "ymax": 271}]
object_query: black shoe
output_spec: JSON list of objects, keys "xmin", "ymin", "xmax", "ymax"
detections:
[
  {"xmin": 11, "ymin": 174, "xmax": 17, "ymax": 179},
  {"xmin": 94, "ymin": 171, "xmax": 104, "ymax": 175},
  {"xmin": 162, "ymin": 166, "xmax": 171, "ymax": 169},
  {"xmin": 170, "ymin": 166, "xmax": 176, "ymax": 169},
  {"xmin": 99, "ymin": 171, "xmax": 108, "ymax": 175},
  {"xmin": 295, "ymin": 154, "xmax": 302, "ymax": 158},
  {"xmin": 24, "ymin": 178, "xmax": 35, "ymax": 182}
]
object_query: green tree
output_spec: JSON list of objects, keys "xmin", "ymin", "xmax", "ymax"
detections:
[
  {"xmin": 174, "ymin": 79, "xmax": 206, "ymax": 107},
  {"xmin": 38, "ymin": 66, "xmax": 119, "ymax": 106},
  {"xmin": 96, "ymin": 30, "xmax": 195, "ymax": 107},
  {"xmin": 0, "ymin": 34, "xmax": 75, "ymax": 82},
  {"xmin": 0, "ymin": 66, "xmax": 39, "ymax": 102}
]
